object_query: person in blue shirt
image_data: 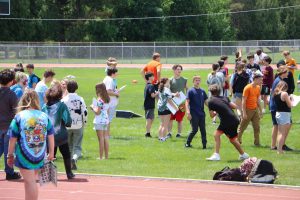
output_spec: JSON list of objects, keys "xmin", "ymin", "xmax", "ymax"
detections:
[
  {"xmin": 10, "ymin": 72, "xmax": 28, "ymax": 100},
  {"xmin": 26, "ymin": 64, "xmax": 39, "ymax": 89},
  {"xmin": 35, "ymin": 70, "xmax": 55, "ymax": 108},
  {"xmin": 185, "ymin": 76, "xmax": 208, "ymax": 149}
]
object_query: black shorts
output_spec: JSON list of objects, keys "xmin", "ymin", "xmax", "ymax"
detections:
[
  {"xmin": 158, "ymin": 109, "xmax": 171, "ymax": 116},
  {"xmin": 217, "ymin": 122, "xmax": 239, "ymax": 139},
  {"xmin": 261, "ymin": 85, "xmax": 270, "ymax": 95}
]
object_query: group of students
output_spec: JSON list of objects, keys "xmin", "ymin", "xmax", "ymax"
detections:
[
  {"xmin": 0, "ymin": 59, "xmax": 120, "ymax": 200},
  {"xmin": 142, "ymin": 50, "xmax": 297, "ymax": 162}
]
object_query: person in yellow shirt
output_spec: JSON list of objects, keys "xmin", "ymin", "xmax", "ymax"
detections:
[{"xmin": 283, "ymin": 51, "xmax": 297, "ymax": 76}]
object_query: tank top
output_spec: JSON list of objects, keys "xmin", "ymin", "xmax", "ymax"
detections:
[{"xmin": 274, "ymin": 93, "xmax": 291, "ymax": 112}]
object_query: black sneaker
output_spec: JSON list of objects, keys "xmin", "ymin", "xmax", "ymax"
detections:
[
  {"xmin": 166, "ymin": 133, "xmax": 172, "ymax": 138},
  {"xmin": 176, "ymin": 133, "xmax": 181, "ymax": 138},
  {"xmin": 145, "ymin": 133, "xmax": 152, "ymax": 138},
  {"xmin": 6, "ymin": 172, "xmax": 22, "ymax": 180},
  {"xmin": 283, "ymin": 144, "xmax": 293, "ymax": 151},
  {"xmin": 203, "ymin": 145, "xmax": 207, "ymax": 149},
  {"xmin": 71, "ymin": 159, "xmax": 77, "ymax": 170},
  {"xmin": 67, "ymin": 172, "xmax": 75, "ymax": 179},
  {"xmin": 185, "ymin": 143, "xmax": 192, "ymax": 148}
]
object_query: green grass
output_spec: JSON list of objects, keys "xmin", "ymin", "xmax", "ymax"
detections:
[{"xmin": 1, "ymin": 67, "xmax": 300, "ymax": 185}]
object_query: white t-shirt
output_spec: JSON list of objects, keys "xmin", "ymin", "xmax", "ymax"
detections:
[
  {"xmin": 103, "ymin": 76, "xmax": 118, "ymax": 107},
  {"xmin": 254, "ymin": 52, "xmax": 268, "ymax": 65}
]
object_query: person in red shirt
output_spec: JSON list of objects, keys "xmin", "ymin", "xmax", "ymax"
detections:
[{"xmin": 141, "ymin": 52, "xmax": 162, "ymax": 91}]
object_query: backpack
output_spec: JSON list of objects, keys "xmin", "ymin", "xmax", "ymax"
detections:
[
  {"xmin": 213, "ymin": 166, "xmax": 247, "ymax": 182},
  {"xmin": 247, "ymin": 159, "xmax": 278, "ymax": 184}
]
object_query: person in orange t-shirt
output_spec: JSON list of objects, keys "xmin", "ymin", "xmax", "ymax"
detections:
[
  {"xmin": 141, "ymin": 52, "xmax": 162, "ymax": 90},
  {"xmin": 238, "ymin": 71, "xmax": 263, "ymax": 146},
  {"xmin": 283, "ymin": 50, "xmax": 297, "ymax": 77}
]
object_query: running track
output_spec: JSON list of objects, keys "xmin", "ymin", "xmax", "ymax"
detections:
[{"xmin": 1, "ymin": 172, "xmax": 300, "ymax": 200}]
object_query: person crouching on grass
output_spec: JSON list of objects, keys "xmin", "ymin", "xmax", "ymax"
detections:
[
  {"xmin": 90, "ymin": 83, "xmax": 110, "ymax": 159},
  {"xmin": 7, "ymin": 89, "xmax": 55, "ymax": 200},
  {"xmin": 206, "ymin": 84, "xmax": 250, "ymax": 161},
  {"xmin": 144, "ymin": 72, "xmax": 158, "ymax": 138},
  {"xmin": 157, "ymin": 78, "xmax": 179, "ymax": 142}
]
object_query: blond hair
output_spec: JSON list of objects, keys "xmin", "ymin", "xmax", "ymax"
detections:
[
  {"xmin": 15, "ymin": 71, "xmax": 27, "ymax": 82},
  {"xmin": 17, "ymin": 89, "xmax": 40, "ymax": 113},
  {"xmin": 273, "ymin": 81, "xmax": 288, "ymax": 97}
]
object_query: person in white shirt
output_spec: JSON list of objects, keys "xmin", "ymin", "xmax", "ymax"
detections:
[
  {"xmin": 254, "ymin": 49, "xmax": 268, "ymax": 67},
  {"xmin": 35, "ymin": 70, "xmax": 55, "ymax": 108},
  {"xmin": 103, "ymin": 67, "xmax": 119, "ymax": 136},
  {"xmin": 62, "ymin": 80, "xmax": 87, "ymax": 170}
]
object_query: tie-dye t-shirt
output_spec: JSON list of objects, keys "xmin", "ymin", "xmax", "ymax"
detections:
[
  {"xmin": 93, "ymin": 98, "xmax": 110, "ymax": 125},
  {"xmin": 8, "ymin": 110, "xmax": 54, "ymax": 170}
]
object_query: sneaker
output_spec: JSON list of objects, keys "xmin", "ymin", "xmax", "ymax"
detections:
[
  {"xmin": 71, "ymin": 159, "xmax": 77, "ymax": 170},
  {"xmin": 67, "ymin": 172, "xmax": 75, "ymax": 180},
  {"xmin": 185, "ymin": 143, "xmax": 192, "ymax": 148},
  {"xmin": 262, "ymin": 108, "xmax": 266, "ymax": 114},
  {"xmin": 203, "ymin": 145, "xmax": 207, "ymax": 149},
  {"xmin": 145, "ymin": 133, "xmax": 152, "ymax": 137},
  {"xmin": 159, "ymin": 137, "xmax": 166, "ymax": 142},
  {"xmin": 239, "ymin": 152, "xmax": 249, "ymax": 161},
  {"xmin": 283, "ymin": 144, "xmax": 293, "ymax": 151},
  {"xmin": 271, "ymin": 146, "xmax": 277, "ymax": 150},
  {"xmin": 166, "ymin": 133, "xmax": 172, "ymax": 138},
  {"xmin": 206, "ymin": 153, "xmax": 220, "ymax": 161},
  {"xmin": 6, "ymin": 172, "xmax": 22, "ymax": 180},
  {"xmin": 176, "ymin": 133, "xmax": 181, "ymax": 138}
]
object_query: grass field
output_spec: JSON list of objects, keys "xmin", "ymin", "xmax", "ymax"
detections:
[{"xmin": 0, "ymin": 67, "xmax": 300, "ymax": 186}]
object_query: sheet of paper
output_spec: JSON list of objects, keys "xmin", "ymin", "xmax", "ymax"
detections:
[
  {"xmin": 291, "ymin": 94, "xmax": 300, "ymax": 107},
  {"xmin": 167, "ymin": 102, "xmax": 178, "ymax": 115},
  {"xmin": 118, "ymin": 85, "xmax": 127, "ymax": 92},
  {"xmin": 172, "ymin": 91, "xmax": 186, "ymax": 106}
]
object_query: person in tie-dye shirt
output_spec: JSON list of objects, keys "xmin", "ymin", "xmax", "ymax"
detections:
[{"xmin": 7, "ymin": 89, "xmax": 55, "ymax": 200}]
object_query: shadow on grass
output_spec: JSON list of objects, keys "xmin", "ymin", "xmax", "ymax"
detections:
[
  {"xmin": 108, "ymin": 157, "xmax": 126, "ymax": 160},
  {"xmin": 111, "ymin": 136, "xmax": 137, "ymax": 141}
]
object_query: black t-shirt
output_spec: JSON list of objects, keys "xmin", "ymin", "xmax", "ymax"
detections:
[
  {"xmin": 208, "ymin": 96, "xmax": 239, "ymax": 126},
  {"xmin": 246, "ymin": 63, "xmax": 261, "ymax": 72},
  {"xmin": 144, "ymin": 83, "xmax": 156, "ymax": 110}
]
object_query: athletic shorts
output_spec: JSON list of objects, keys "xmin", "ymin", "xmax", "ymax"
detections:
[
  {"xmin": 261, "ymin": 85, "xmax": 270, "ymax": 95},
  {"xmin": 170, "ymin": 110, "xmax": 185, "ymax": 122},
  {"xmin": 271, "ymin": 111, "xmax": 277, "ymax": 125},
  {"xmin": 145, "ymin": 109, "xmax": 155, "ymax": 119},
  {"xmin": 158, "ymin": 109, "xmax": 171, "ymax": 116},
  {"xmin": 217, "ymin": 122, "xmax": 239, "ymax": 139},
  {"xmin": 94, "ymin": 124, "xmax": 108, "ymax": 131},
  {"xmin": 276, "ymin": 112, "xmax": 292, "ymax": 125}
]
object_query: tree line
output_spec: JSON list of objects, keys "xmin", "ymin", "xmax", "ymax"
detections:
[{"xmin": 0, "ymin": 0, "xmax": 299, "ymax": 42}]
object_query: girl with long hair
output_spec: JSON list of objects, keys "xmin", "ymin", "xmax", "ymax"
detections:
[
  {"xmin": 90, "ymin": 83, "xmax": 110, "ymax": 159},
  {"xmin": 273, "ymin": 81, "xmax": 292, "ymax": 154},
  {"xmin": 7, "ymin": 89, "xmax": 55, "ymax": 200},
  {"xmin": 157, "ymin": 78, "xmax": 179, "ymax": 141}
]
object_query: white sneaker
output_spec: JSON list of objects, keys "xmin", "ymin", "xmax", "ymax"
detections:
[
  {"xmin": 239, "ymin": 152, "xmax": 249, "ymax": 161},
  {"xmin": 206, "ymin": 153, "xmax": 220, "ymax": 161},
  {"xmin": 262, "ymin": 108, "xmax": 266, "ymax": 114}
]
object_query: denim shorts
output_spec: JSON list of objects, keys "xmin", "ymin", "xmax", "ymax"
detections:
[
  {"xmin": 276, "ymin": 112, "xmax": 291, "ymax": 125},
  {"xmin": 234, "ymin": 93, "xmax": 243, "ymax": 99},
  {"xmin": 94, "ymin": 124, "xmax": 108, "ymax": 131}
]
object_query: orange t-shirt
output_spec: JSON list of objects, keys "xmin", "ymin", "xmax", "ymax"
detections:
[
  {"xmin": 285, "ymin": 58, "xmax": 297, "ymax": 76},
  {"xmin": 143, "ymin": 60, "xmax": 162, "ymax": 84},
  {"xmin": 243, "ymin": 84, "xmax": 261, "ymax": 110}
]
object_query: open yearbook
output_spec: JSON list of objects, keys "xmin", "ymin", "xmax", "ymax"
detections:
[
  {"xmin": 39, "ymin": 161, "xmax": 57, "ymax": 186},
  {"xmin": 167, "ymin": 91, "xmax": 186, "ymax": 115},
  {"xmin": 291, "ymin": 94, "xmax": 300, "ymax": 107}
]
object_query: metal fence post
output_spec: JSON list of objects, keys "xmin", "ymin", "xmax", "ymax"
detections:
[
  {"xmin": 58, "ymin": 42, "xmax": 61, "ymax": 64},
  {"xmin": 130, "ymin": 47, "xmax": 133, "ymax": 64},
  {"xmin": 200, "ymin": 47, "xmax": 203, "ymax": 64},
  {"xmin": 121, "ymin": 42, "xmax": 124, "ymax": 61},
  {"xmin": 27, "ymin": 41, "xmax": 30, "ymax": 61},
  {"xmin": 187, "ymin": 41, "xmax": 189, "ymax": 59},
  {"xmin": 166, "ymin": 47, "xmax": 168, "ymax": 64},
  {"xmin": 154, "ymin": 41, "xmax": 156, "ymax": 53},
  {"xmin": 90, "ymin": 42, "xmax": 92, "ymax": 62},
  {"xmin": 220, "ymin": 41, "xmax": 223, "ymax": 56}
]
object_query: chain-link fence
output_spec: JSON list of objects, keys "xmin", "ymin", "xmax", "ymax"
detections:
[{"xmin": 0, "ymin": 40, "xmax": 299, "ymax": 64}]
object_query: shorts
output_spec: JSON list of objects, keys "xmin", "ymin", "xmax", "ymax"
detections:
[
  {"xmin": 261, "ymin": 85, "xmax": 270, "ymax": 95},
  {"xmin": 234, "ymin": 93, "xmax": 243, "ymax": 99},
  {"xmin": 271, "ymin": 111, "xmax": 277, "ymax": 125},
  {"xmin": 158, "ymin": 109, "xmax": 171, "ymax": 116},
  {"xmin": 276, "ymin": 112, "xmax": 292, "ymax": 125},
  {"xmin": 108, "ymin": 106, "xmax": 117, "ymax": 123},
  {"xmin": 217, "ymin": 122, "xmax": 239, "ymax": 139},
  {"xmin": 94, "ymin": 124, "xmax": 108, "ymax": 131},
  {"xmin": 145, "ymin": 109, "xmax": 155, "ymax": 119},
  {"xmin": 170, "ymin": 110, "xmax": 185, "ymax": 122}
]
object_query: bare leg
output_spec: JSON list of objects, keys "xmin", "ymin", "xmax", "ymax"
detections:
[
  {"xmin": 277, "ymin": 124, "xmax": 289, "ymax": 154},
  {"xmin": 20, "ymin": 168, "xmax": 38, "ymax": 200},
  {"xmin": 271, "ymin": 125, "xmax": 278, "ymax": 149},
  {"xmin": 162, "ymin": 115, "xmax": 171, "ymax": 138},
  {"xmin": 168, "ymin": 119, "xmax": 173, "ymax": 134},
  {"xmin": 104, "ymin": 130, "xmax": 109, "ymax": 159},
  {"xmin": 96, "ymin": 130, "xmax": 104, "ymax": 159},
  {"xmin": 146, "ymin": 119, "xmax": 153, "ymax": 133},
  {"xmin": 230, "ymin": 138, "xmax": 245, "ymax": 155},
  {"xmin": 213, "ymin": 131, "xmax": 222, "ymax": 154},
  {"xmin": 177, "ymin": 121, "xmax": 183, "ymax": 134}
]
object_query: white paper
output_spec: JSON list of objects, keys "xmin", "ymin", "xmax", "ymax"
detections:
[
  {"xmin": 92, "ymin": 98, "xmax": 97, "ymax": 106},
  {"xmin": 167, "ymin": 103, "xmax": 178, "ymax": 115},
  {"xmin": 118, "ymin": 85, "xmax": 127, "ymax": 92},
  {"xmin": 166, "ymin": 92, "xmax": 186, "ymax": 115},
  {"xmin": 291, "ymin": 94, "xmax": 300, "ymax": 107}
]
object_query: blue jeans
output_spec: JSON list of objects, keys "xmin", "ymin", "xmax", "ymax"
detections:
[
  {"xmin": 0, "ymin": 130, "xmax": 14, "ymax": 175},
  {"xmin": 186, "ymin": 114, "xmax": 207, "ymax": 147},
  {"xmin": 68, "ymin": 128, "xmax": 84, "ymax": 160}
]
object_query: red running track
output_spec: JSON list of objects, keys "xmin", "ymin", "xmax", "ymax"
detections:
[{"xmin": 1, "ymin": 172, "xmax": 300, "ymax": 200}]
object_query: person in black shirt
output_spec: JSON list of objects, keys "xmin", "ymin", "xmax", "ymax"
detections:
[
  {"xmin": 246, "ymin": 54, "xmax": 261, "ymax": 72},
  {"xmin": 144, "ymin": 72, "xmax": 158, "ymax": 137},
  {"xmin": 276, "ymin": 60, "xmax": 295, "ymax": 95},
  {"xmin": 206, "ymin": 84, "xmax": 249, "ymax": 161}
]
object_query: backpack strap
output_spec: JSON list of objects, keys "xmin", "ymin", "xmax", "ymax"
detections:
[{"xmin": 247, "ymin": 159, "xmax": 261, "ymax": 181}]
